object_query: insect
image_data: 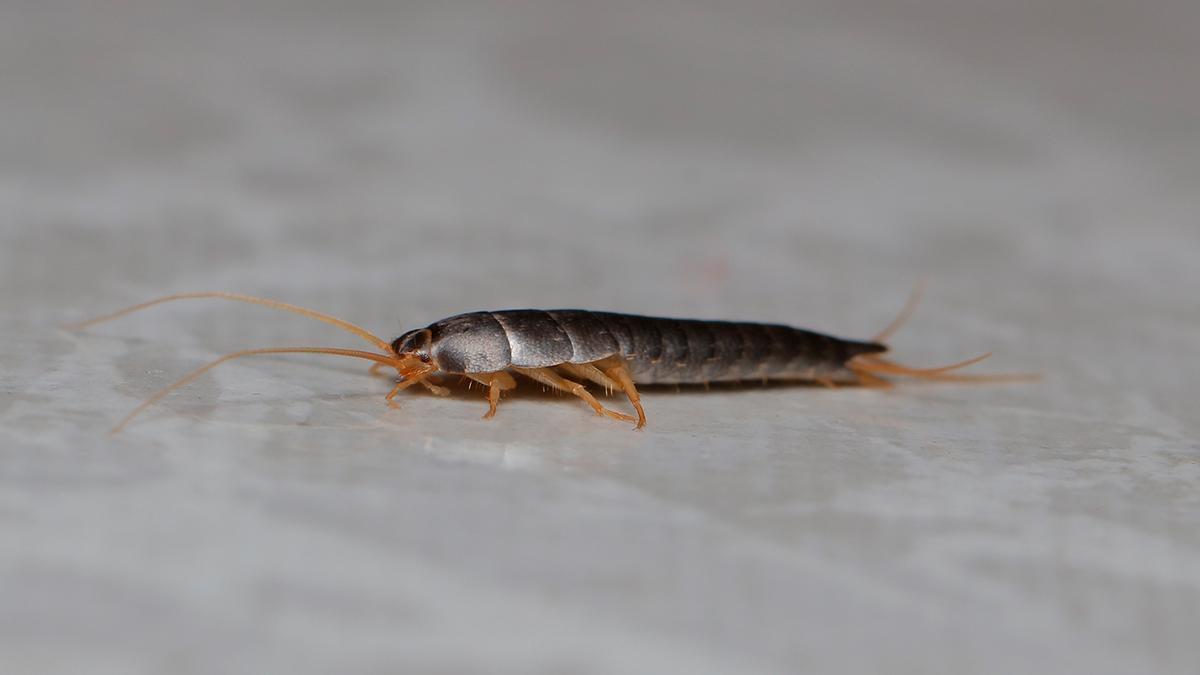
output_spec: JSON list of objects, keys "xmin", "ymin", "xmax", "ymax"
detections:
[{"xmin": 68, "ymin": 290, "xmax": 1023, "ymax": 433}]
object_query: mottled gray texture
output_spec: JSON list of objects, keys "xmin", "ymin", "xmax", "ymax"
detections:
[{"xmin": 2, "ymin": 1, "xmax": 1199, "ymax": 674}]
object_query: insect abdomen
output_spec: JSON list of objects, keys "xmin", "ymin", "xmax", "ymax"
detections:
[{"xmin": 591, "ymin": 314, "xmax": 885, "ymax": 384}]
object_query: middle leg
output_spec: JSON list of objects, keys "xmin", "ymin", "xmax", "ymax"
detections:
[{"xmin": 465, "ymin": 371, "xmax": 517, "ymax": 419}]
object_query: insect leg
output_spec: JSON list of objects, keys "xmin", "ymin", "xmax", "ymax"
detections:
[
  {"xmin": 374, "ymin": 362, "xmax": 446, "ymax": 403},
  {"xmin": 385, "ymin": 374, "xmax": 448, "ymax": 407},
  {"xmin": 374, "ymin": 362, "xmax": 449, "ymax": 398},
  {"xmin": 556, "ymin": 363, "xmax": 620, "ymax": 395},
  {"xmin": 465, "ymin": 372, "xmax": 517, "ymax": 419},
  {"xmin": 594, "ymin": 357, "xmax": 646, "ymax": 429},
  {"xmin": 385, "ymin": 377, "xmax": 422, "ymax": 408},
  {"xmin": 512, "ymin": 367, "xmax": 636, "ymax": 424}
]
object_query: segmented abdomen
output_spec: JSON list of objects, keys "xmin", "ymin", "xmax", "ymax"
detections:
[{"xmin": 586, "ymin": 312, "xmax": 885, "ymax": 384}]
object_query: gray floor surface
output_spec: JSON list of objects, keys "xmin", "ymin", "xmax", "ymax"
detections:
[{"xmin": 3, "ymin": 1, "xmax": 1198, "ymax": 673}]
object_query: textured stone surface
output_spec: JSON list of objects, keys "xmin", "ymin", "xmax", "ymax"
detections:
[{"xmin": 3, "ymin": 1, "xmax": 1198, "ymax": 673}]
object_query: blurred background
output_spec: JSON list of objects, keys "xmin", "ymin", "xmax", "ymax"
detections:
[{"xmin": 2, "ymin": 1, "xmax": 1198, "ymax": 673}]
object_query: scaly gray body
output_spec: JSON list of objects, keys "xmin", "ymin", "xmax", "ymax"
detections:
[{"xmin": 396, "ymin": 310, "xmax": 887, "ymax": 384}]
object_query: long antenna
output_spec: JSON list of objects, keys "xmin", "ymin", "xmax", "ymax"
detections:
[
  {"xmin": 109, "ymin": 346, "xmax": 410, "ymax": 435},
  {"xmin": 66, "ymin": 292, "xmax": 394, "ymax": 354}
]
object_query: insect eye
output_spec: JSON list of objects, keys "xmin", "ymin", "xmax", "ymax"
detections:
[{"xmin": 419, "ymin": 353, "xmax": 431, "ymax": 363}]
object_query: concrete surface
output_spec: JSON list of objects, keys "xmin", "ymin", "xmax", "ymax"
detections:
[{"xmin": 2, "ymin": 1, "xmax": 1198, "ymax": 673}]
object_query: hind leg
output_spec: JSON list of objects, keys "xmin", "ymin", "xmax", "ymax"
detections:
[
  {"xmin": 557, "ymin": 363, "xmax": 620, "ymax": 394},
  {"xmin": 594, "ymin": 357, "xmax": 647, "ymax": 429},
  {"xmin": 513, "ymin": 367, "xmax": 636, "ymax": 424}
]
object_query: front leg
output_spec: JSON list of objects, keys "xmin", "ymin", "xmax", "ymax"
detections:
[{"xmin": 419, "ymin": 377, "xmax": 452, "ymax": 397}]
